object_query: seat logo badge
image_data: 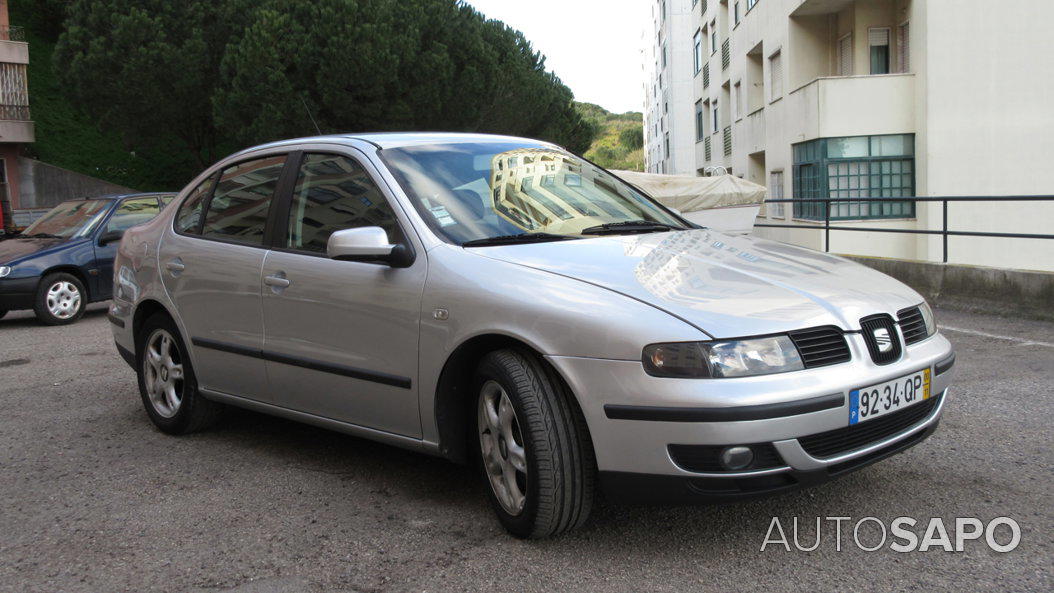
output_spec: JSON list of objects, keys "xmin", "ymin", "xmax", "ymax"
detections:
[
  {"xmin": 433, "ymin": 308, "xmax": 449, "ymax": 321},
  {"xmin": 873, "ymin": 328, "xmax": 893, "ymax": 353}
]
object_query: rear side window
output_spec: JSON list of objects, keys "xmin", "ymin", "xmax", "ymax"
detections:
[
  {"xmin": 202, "ymin": 156, "xmax": 287, "ymax": 245},
  {"xmin": 175, "ymin": 176, "xmax": 215, "ymax": 234},
  {"xmin": 105, "ymin": 198, "xmax": 161, "ymax": 233},
  {"xmin": 285, "ymin": 153, "xmax": 404, "ymax": 253}
]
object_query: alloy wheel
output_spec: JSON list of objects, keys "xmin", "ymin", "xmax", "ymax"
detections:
[
  {"xmin": 143, "ymin": 329, "xmax": 185, "ymax": 418},
  {"xmin": 478, "ymin": 380, "xmax": 528, "ymax": 515}
]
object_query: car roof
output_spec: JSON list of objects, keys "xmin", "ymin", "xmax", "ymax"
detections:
[
  {"xmin": 231, "ymin": 132, "xmax": 560, "ymax": 157},
  {"xmin": 62, "ymin": 192, "xmax": 175, "ymax": 203}
]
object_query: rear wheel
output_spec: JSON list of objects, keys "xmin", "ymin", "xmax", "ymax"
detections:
[
  {"xmin": 473, "ymin": 349, "xmax": 596, "ymax": 538},
  {"xmin": 34, "ymin": 273, "xmax": 86, "ymax": 325},
  {"xmin": 136, "ymin": 313, "xmax": 222, "ymax": 434},
  {"xmin": 0, "ymin": 310, "xmax": 7, "ymax": 320}
]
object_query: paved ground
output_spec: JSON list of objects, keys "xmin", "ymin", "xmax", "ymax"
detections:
[{"xmin": 0, "ymin": 304, "xmax": 1051, "ymax": 592}]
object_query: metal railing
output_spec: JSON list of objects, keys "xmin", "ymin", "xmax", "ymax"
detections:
[
  {"xmin": 722, "ymin": 126, "xmax": 732, "ymax": 156},
  {"xmin": 0, "ymin": 26, "xmax": 25, "ymax": 42},
  {"xmin": 754, "ymin": 196, "xmax": 1054, "ymax": 263},
  {"xmin": 0, "ymin": 104, "xmax": 30, "ymax": 120}
]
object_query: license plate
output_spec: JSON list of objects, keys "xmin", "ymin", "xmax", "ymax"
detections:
[{"xmin": 849, "ymin": 368, "xmax": 931, "ymax": 425}]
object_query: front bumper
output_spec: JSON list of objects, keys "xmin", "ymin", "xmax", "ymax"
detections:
[
  {"xmin": 547, "ymin": 331, "xmax": 955, "ymax": 502},
  {"xmin": 0, "ymin": 276, "xmax": 38, "ymax": 311}
]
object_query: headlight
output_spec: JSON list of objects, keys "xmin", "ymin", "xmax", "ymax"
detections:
[
  {"xmin": 0, "ymin": 266, "xmax": 11, "ymax": 278},
  {"xmin": 643, "ymin": 336, "xmax": 805, "ymax": 378},
  {"xmin": 918, "ymin": 301, "xmax": 937, "ymax": 336}
]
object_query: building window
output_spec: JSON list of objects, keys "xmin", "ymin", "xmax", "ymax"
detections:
[
  {"xmin": 838, "ymin": 33, "xmax": 852, "ymax": 76},
  {"xmin": 661, "ymin": 0, "xmax": 667, "ymax": 21},
  {"xmin": 747, "ymin": 0, "xmax": 759, "ymax": 8},
  {"xmin": 769, "ymin": 171, "xmax": 785, "ymax": 218},
  {"xmin": 664, "ymin": 132, "xmax": 670, "ymax": 160},
  {"xmin": 869, "ymin": 28, "xmax": 891, "ymax": 74},
  {"xmin": 734, "ymin": 2, "xmax": 741, "ymax": 25},
  {"xmin": 792, "ymin": 134, "xmax": 915, "ymax": 221},
  {"xmin": 693, "ymin": 30, "xmax": 704, "ymax": 74},
  {"xmin": 711, "ymin": 100, "xmax": 719, "ymax": 134},
  {"xmin": 898, "ymin": 22, "xmax": 910, "ymax": 72},
  {"xmin": 695, "ymin": 100, "xmax": 705, "ymax": 142},
  {"xmin": 662, "ymin": 41, "xmax": 668, "ymax": 69},
  {"xmin": 710, "ymin": 21, "xmax": 718, "ymax": 54},
  {"xmin": 769, "ymin": 50, "xmax": 783, "ymax": 101},
  {"xmin": 733, "ymin": 81, "xmax": 742, "ymax": 120}
]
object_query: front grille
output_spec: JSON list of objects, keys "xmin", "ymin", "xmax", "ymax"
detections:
[
  {"xmin": 788, "ymin": 326, "xmax": 852, "ymax": 368},
  {"xmin": 860, "ymin": 314, "xmax": 902, "ymax": 365},
  {"xmin": 799, "ymin": 393, "xmax": 941, "ymax": 458},
  {"xmin": 898, "ymin": 306, "xmax": 928, "ymax": 345},
  {"xmin": 668, "ymin": 443, "xmax": 784, "ymax": 473}
]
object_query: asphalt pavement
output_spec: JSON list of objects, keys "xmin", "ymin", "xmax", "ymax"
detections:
[{"xmin": 0, "ymin": 304, "xmax": 1050, "ymax": 592}]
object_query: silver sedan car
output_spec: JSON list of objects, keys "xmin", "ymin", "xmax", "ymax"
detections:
[{"xmin": 109, "ymin": 133, "xmax": 955, "ymax": 538}]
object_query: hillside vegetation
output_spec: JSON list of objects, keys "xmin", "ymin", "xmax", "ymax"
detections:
[{"xmin": 576, "ymin": 103, "xmax": 644, "ymax": 172}]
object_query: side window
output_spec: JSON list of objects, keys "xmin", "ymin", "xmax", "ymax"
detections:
[
  {"xmin": 175, "ymin": 176, "xmax": 215, "ymax": 234},
  {"xmin": 285, "ymin": 153, "xmax": 404, "ymax": 253},
  {"xmin": 106, "ymin": 198, "xmax": 161, "ymax": 233},
  {"xmin": 202, "ymin": 156, "xmax": 287, "ymax": 245}
]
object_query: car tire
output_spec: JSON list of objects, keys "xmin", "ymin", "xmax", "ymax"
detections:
[
  {"xmin": 33, "ymin": 272, "xmax": 87, "ymax": 325},
  {"xmin": 473, "ymin": 349, "xmax": 596, "ymax": 538},
  {"xmin": 136, "ymin": 313, "xmax": 223, "ymax": 435}
]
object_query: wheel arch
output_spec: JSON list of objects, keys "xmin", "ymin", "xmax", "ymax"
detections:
[
  {"xmin": 132, "ymin": 299, "xmax": 176, "ymax": 349},
  {"xmin": 39, "ymin": 266, "xmax": 92, "ymax": 300},
  {"xmin": 433, "ymin": 333, "xmax": 591, "ymax": 464}
]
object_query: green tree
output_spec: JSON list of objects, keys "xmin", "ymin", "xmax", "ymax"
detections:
[{"xmin": 619, "ymin": 125, "xmax": 644, "ymax": 150}]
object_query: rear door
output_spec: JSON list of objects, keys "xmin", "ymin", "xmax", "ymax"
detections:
[
  {"xmin": 158, "ymin": 155, "xmax": 291, "ymax": 401},
  {"xmin": 260, "ymin": 151, "xmax": 426, "ymax": 436},
  {"xmin": 94, "ymin": 197, "xmax": 162, "ymax": 299}
]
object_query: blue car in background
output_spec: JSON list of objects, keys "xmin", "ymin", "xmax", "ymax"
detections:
[{"xmin": 0, "ymin": 193, "xmax": 174, "ymax": 325}]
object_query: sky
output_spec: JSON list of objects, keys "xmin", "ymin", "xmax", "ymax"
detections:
[{"xmin": 465, "ymin": 0, "xmax": 649, "ymax": 114}]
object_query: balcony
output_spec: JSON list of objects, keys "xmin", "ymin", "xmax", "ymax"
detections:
[
  {"xmin": 786, "ymin": 74, "xmax": 914, "ymax": 141},
  {"xmin": 0, "ymin": 26, "xmax": 28, "ymax": 64}
]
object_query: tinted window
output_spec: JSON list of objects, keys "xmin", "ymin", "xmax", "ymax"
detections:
[
  {"xmin": 202, "ymin": 156, "xmax": 287, "ymax": 245},
  {"xmin": 105, "ymin": 198, "xmax": 161, "ymax": 233},
  {"xmin": 176, "ymin": 176, "xmax": 215, "ymax": 234},
  {"xmin": 286, "ymin": 154, "xmax": 403, "ymax": 253}
]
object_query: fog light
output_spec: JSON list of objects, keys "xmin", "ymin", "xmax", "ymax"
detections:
[{"xmin": 720, "ymin": 446, "xmax": 754, "ymax": 470}]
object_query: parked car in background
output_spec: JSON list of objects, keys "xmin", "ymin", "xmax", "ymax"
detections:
[
  {"xmin": 110, "ymin": 134, "xmax": 955, "ymax": 538},
  {"xmin": 0, "ymin": 193, "xmax": 174, "ymax": 325}
]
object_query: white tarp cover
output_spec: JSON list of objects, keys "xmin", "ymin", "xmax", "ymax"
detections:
[{"xmin": 611, "ymin": 170, "xmax": 767, "ymax": 212}]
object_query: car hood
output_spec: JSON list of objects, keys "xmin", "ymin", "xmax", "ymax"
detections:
[
  {"xmin": 0, "ymin": 236, "xmax": 74, "ymax": 265},
  {"xmin": 470, "ymin": 229, "xmax": 924, "ymax": 338}
]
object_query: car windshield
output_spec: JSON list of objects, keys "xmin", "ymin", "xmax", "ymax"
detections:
[
  {"xmin": 22, "ymin": 200, "xmax": 111, "ymax": 239},
  {"xmin": 379, "ymin": 142, "xmax": 684, "ymax": 245}
]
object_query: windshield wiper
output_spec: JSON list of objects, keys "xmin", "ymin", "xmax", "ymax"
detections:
[
  {"xmin": 461, "ymin": 232, "xmax": 577, "ymax": 247},
  {"xmin": 580, "ymin": 220, "xmax": 684, "ymax": 236},
  {"xmin": 21, "ymin": 232, "xmax": 63, "ymax": 239}
]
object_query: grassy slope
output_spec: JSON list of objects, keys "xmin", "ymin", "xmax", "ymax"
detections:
[
  {"xmin": 17, "ymin": 9, "xmax": 192, "ymax": 191},
  {"xmin": 576, "ymin": 102, "xmax": 644, "ymax": 172}
]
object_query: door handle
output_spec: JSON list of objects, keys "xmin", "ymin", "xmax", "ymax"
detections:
[
  {"xmin": 165, "ymin": 258, "xmax": 185, "ymax": 275},
  {"xmin": 264, "ymin": 273, "xmax": 291, "ymax": 288}
]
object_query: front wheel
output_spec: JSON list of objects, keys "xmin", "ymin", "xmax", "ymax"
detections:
[
  {"xmin": 474, "ymin": 349, "xmax": 596, "ymax": 538},
  {"xmin": 34, "ymin": 273, "xmax": 86, "ymax": 325},
  {"xmin": 136, "ymin": 313, "xmax": 222, "ymax": 434}
]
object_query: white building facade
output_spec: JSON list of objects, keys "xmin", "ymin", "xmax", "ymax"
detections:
[{"xmin": 644, "ymin": 0, "xmax": 1054, "ymax": 272}]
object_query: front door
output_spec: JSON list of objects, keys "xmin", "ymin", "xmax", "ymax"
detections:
[
  {"xmin": 261, "ymin": 152, "xmax": 426, "ymax": 437},
  {"xmin": 94, "ymin": 196, "xmax": 162, "ymax": 299},
  {"xmin": 159, "ymin": 155, "xmax": 288, "ymax": 400}
]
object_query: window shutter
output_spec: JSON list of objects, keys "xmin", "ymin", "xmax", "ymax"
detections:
[
  {"xmin": 838, "ymin": 34, "xmax": 853, "ymax": 76},
  {"xmin": 868, "ymin": 28, "xmax": 889, "ymax": 47},
  {"xmin": 898, "ymin": 22, "xmax": 910, "ymax": 72},
  {"xmin": 770, "ymin": 51, "xmax": 783, "ymax": 99}
]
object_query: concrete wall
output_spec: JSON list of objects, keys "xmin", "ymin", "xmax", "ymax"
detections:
[{"xmin": 18, "ymin": 158, "xmax": 137, "ymax": 209}]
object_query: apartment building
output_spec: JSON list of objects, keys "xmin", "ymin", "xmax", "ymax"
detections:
[
  {"xmin": 0, "ymin": 0, "xmax": 32, "ymax": 230},
  {"xmin": 644, "ymin": 0, "xmax": 1054, "ymax": 272}
]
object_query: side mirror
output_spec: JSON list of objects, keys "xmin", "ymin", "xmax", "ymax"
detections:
[
  {"xmin": 327, "ymin": 227, "xmax": 413, "ymax": 268},
  {"xmin": 98, "ymin": 229, "xmax": 125, "ymax": 246}
]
